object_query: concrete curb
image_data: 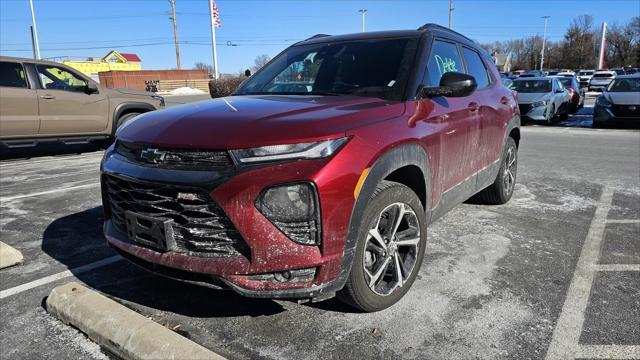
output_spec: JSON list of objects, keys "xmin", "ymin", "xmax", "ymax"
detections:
[
  {"xmin": 46, "ymin": 282, "xmax": 225, "ymax": 360},
  {"xmin": 0, "ymin": 241, "xmax": 24, "ymax": 269}
]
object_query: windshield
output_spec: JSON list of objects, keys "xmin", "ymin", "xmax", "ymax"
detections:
[
  {"xmin": 513, "ymin": 80, "xmax": 552, "ymax": 93},
  {"xmin": 558, "ymin": 78, "xmax": 574, "ymax": 87},
  {"xmin": 594, "ymin": 73, "xmax": 614, "ymax": 78},
  {"xmin": 607, "ymin": 78, "xmax": 640, "ymax": 92},
  {"xmin": 235, "ymin": 37, "xmax": 419, "ymax": 101},
  {"xmin": 579, "ymin": 71, "xmax": 594, "ymax": 76}
]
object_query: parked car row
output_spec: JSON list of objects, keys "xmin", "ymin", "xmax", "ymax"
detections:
[{"xmin": 503, "ymin": 67, "xmax": 639, "ymax": 93}]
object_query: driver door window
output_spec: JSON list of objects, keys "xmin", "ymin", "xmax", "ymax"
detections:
[{"xmin": 36, "ymin": 65, "xmax": 87, "ymax": 92}]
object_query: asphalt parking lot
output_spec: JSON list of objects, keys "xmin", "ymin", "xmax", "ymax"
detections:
[{"xmin": 0, "ymin": 95, "xmax": 639, "ymax": 359}]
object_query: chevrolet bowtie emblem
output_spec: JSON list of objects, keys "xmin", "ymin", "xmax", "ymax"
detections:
[{"xmin": 139, "ymin": 148, "xmax": 167, "ymax": 163}]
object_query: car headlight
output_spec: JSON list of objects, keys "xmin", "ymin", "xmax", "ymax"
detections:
[
  {"xmin": 230, "ymin": 137, "xmax": 349, "ymax": 164},
  {"xmin": 595, "ymin": 96, "xmax": 612, "ymax": 108},
  {"xmin": 531, "ymin": 100, "xmax": 547, "ymax": 107}
]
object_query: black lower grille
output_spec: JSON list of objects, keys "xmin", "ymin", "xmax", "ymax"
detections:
[
  {"xmin": 103, "ymin": 174, "xmax": 247, "ymax": 257},
  {"xmin": 115, "ymin": 141, "xmax": 233, "ymax": 170},
  {"xmin": 611, "ymin": 104, "xmax": 640, "ymax": 118},
  {"xmin": 518, "ymin": 104, "xmax": 533, "ymax": 115}
]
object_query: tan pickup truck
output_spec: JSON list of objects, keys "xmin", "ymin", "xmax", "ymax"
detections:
[{"xmin": 0, "ymin": 56, "xmax": 163, "ymax": 150}]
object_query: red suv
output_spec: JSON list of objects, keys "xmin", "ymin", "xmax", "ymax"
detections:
[{"xmin": 101, "ymin": 24, "xmax": 520, "ymax": 312}]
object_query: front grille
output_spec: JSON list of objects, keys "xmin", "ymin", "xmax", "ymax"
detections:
[
  {"xmin": 115, "ymin": 141, "xmax": 233, "ymax": 170},
  {"xmin": 518, "ymin": 104, "xmax": 533, "ymax": 115},
  {"xmin": 103, "ymin": 174, "xmax": 248, "ymax": 257},
  {"xmin": 611, "ymin": 104, "xmax": 640, "ymax": 118}
]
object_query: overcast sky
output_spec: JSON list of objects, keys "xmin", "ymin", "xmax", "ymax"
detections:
[{"xmin": 1, "ymin": 0, "xmax": 637, "ymax": 73}]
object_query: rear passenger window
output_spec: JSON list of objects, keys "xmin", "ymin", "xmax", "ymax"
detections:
[
  {"xmin": 425, "ymin": 40, "xmax": 463, "ymax": 86},
  {"xmin": 461, "ymin": 47, "xmax": 490, "ymax": 89},
  {"xmin": 0, "ymin": 62, "xmax": 28, "ymax": 88}
]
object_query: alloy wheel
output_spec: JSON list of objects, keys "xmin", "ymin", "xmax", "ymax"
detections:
[
  {"xmin": 502, "ymin": 146, "xmax": 517, "ymax": 197},
  {"xmin": 362, "ymin": 202, "xmax": 421, "ymax": 296}
]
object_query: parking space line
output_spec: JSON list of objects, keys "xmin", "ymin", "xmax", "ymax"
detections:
[
  {"xmin": 0, "ymin": 255, "xmax": 122, "ymax": 299},
  {"xmin": 0, "ymin": 182, "xmax": 100, "ymax": 202},
  {"xmin": 545, "ymin": 187, "xmax": 614, "ymax": 360},
  {"xmin": 595, "ymin": 264, "xmax": 640, "ymax": 271},
  {"xmin": 606, "ymin": 219, "xmax": 640, "ymax": 224},
  {"xmin": 573, "ymin": 345, "xmax": 640, "ymax": 359}
]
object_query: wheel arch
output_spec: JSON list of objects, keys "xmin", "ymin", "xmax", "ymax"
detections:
[
  {"xmin": 111, "ymin": 102, "xmax": 156, "ymax": 135},
  {"xmin": 332, "ymin": 143, "xmax": 431, "ymax": 293}
]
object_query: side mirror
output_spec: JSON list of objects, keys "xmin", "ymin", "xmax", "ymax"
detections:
[
  {"xmin": 244, "ymin": 69, "xmax": 251, "ymax": 77},
  {"xmin": 418, "ymin": 72, "xmax": 477, "ymax": 99},
  {"xmin": 85, "ymin": 82, "xmax": 99, "ymax": 94}
]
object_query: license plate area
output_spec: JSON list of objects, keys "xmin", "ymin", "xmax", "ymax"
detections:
[{"xmin": 124, "ymin": 211, "xmax": 175, "ymax": 251}]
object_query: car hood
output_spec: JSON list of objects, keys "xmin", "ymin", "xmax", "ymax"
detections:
[
  {"xmin": 518, "ymin": 93, "xmax": 550, "ymax": 104},
  {"xmin": 112, "ymin": 88, "xmax": 156, "ymax": 97},
  {"xmin": 116, "ymin": 95, "xmax": 404, "ymax": 149},
  {"xmin": 603, "ymin": 92, "xmax": 640, "ymax": 105}
]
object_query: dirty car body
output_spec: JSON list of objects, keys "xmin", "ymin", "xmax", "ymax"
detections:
[{"xmin": 101, "ymin": 24, "xmax": 521, "ymax": 311}]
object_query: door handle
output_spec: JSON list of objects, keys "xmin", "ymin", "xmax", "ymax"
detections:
[
  {"xmin": 40, "ymin": 94, "xmax": 56, "ymax": 100},
  {"xmin": 500, "ymin": 96, "xmax": 509, "ymax": 105},
  {"xmin": 467, "ymin": 102, "xmax": 479, "ymax": 112}
]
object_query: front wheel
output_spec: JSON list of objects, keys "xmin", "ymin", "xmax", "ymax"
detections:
[
  {"xmin": 475, "ymin": 137, "xmax": 518, "ymax": 205},
  {"xmin": 338, "ymin": 181, "xmax": 427, "ymax": 312}
]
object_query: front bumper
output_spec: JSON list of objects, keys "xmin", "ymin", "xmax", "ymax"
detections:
[
  {"xmin": 593, "ymin": 104, "xmax": 640, "ymax": 125},
  {"xmin": 519, "ymin": 103, "xmax": 548, "ymax": 121},
  {"xmin": 101, "ymin": 144, "xmax": 359, "ymax": 299}
]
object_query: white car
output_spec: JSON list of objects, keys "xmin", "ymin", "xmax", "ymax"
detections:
[
  {"xmin": 557, "ymin": 71, "xmax": 575, "ymax": 77},
  {"xmin": 577, "ymin": 69, "xmax": 595, "ymax": 88},
  {"xmin": 513, "ymin": 77, "xmax": 570, "ymax": 123},
  {"xmin": 589, "ymin": 70, "xmax": 616, "ymax": 92}
]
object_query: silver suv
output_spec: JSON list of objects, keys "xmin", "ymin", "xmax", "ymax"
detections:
[{"xmin": 589, "ymin": 70, "xmax": 616, "ymax": 92}]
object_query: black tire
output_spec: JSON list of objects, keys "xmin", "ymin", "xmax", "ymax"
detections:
[
  {"xmin": 338, "ymin": 181, "xmax": 427, "ymax": 312},
  {"xmin": 560, "ymin": 104, "xmax": 569, "ymax": 120},
  {"xmin": 116, "ymin": 112, "xmax": 141, "ymax": 131},
  {"xmin": 475, "ymin": 137, "xmax": 518, "ymax": 205}
]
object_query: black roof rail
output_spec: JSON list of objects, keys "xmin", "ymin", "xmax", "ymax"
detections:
[
  {"xmin": 306, "ymin": 34, "xmax": 330, "ymax": 41},
  {"xmin": 417, "ymin": 23, "xmax": 475, "ymax": 43}
]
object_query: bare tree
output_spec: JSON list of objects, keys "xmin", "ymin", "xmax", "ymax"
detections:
[
  {"xmin": 194, "ymin": 62, "xmax": 214, "ymax": 74},
  {"xmin": 606, "ymin": 17, "xmax": 640, "ymax": 67},
  {"xmin": 252, "ymin": 54, "xmax": 271, "ymax": 72}
]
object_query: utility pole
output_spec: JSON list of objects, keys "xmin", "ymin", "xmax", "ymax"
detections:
[
  {"xmin": 598, "ymin": 22, "xmax": 607, "ymax": 69},
  {"xmin": 169, "ymin": 0, "xmax": 181, "ymax": 69},
  {"xmin": 359, "ymin": 9, "xmax": 367, "ymax": 32},
  {"xmin": 28, "ymin": 0, "xmax": 40, "ymax": 59},
  {"xmin": 540, "ymin": 15, "xmax": 550, "ymax": 71},
  {"xmin": 448, "ymin": 0, "xmax": 454, "ymax": 29}
]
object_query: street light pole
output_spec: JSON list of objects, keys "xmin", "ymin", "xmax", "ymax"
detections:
[
  {"xmin": 28, "ymin": 0, "xmax": 40, "ymax": 59},
  {"xmin": 448, "ymin": 0, "xmax": 454, "ymax": 29},
  {"xmin": 540, "ymin": 15, "xmax": 550, "ymax": 71},
  {"xmin": 359, "ymin": 9, "xmax": 367, "ymax": 32}
]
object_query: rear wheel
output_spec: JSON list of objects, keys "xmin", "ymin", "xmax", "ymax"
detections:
[
  {"xmin": 338, "ymin": 181, "xmax": 427, "ymax": 312},
  {"xmin": 476, "ymin": 137, "xmax": 518, "ymax": 205}
]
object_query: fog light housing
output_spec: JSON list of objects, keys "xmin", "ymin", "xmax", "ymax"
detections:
[{"xmin": 256, "ymin": 183, "xmax": 321, "ymax": 245}]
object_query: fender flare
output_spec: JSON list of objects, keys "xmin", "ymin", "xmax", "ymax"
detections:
[
  {"xmin": 504, "ymin": 114, "xmax": 521, "ymax": 147},
  {"xmin": 111, "ymin": 102, "xmax": 157, "ymax": 135},
  {"xmin": 331, "ymin": 143, "xmax": 431, "ymax": 293}
]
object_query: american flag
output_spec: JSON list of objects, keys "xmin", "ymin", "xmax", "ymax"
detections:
[{"xmin": 210, "ymin": 0, "xmax": 221, "ymax": 28}]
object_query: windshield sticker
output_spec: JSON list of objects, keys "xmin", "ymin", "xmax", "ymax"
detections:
[{"xmin": 435, "ymin": 55, "xmax": 458, "ymax": 76}]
